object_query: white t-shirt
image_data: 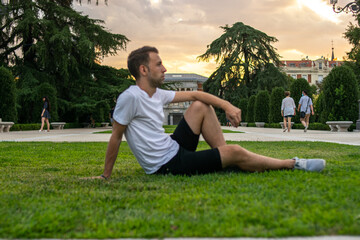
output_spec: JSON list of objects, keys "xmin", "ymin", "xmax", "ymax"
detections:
[
  {"xmin": 281, "ymin": 97, "xmax": 296, "ymax": 116},
  {"xmin": 113, "ymin": 85, "xmax": 179, "ymax": 174}
]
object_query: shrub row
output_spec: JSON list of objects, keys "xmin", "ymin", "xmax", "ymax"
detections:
[
  {"xmin": 241, "ymin": 123, "xmax": 358, "ymax": 131},
  {"xmin": 10, "ymin": 122, "xmax": 104, "ymax": 131}
]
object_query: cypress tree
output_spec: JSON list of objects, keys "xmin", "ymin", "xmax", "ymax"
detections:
[{"xmin": 0, "ymin": 66, "xmax": 17, "ymax": 122}]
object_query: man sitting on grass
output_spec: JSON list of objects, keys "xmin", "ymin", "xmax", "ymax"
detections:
[{"xmin": 93, "ymin": 46, "xmax": 325, "ymax": 179}]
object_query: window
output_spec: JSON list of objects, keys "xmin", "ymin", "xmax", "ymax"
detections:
[
  {"xmin": 302, "ymin": 74, "xmax": 308, "ymax": 80},
  {"xmin": 289, "ymin": 63, "xmax": 296, "ymax": 67},
  {"xmin": 319, "ymin": 62, "xmax": 322, "ymax": 70},
  {"xmin": 318, "ymin": 75, "xmax": 323, "ymax": 83},
  {"xmin": 291, "ymin": 74, "xmax": 297, "ymax": 79}
]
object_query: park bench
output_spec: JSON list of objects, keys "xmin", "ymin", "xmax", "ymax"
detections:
[
  {"xmin": 51, "ymin": 122, "xmax": 66, "ymax": 130},
  {"xmin": 255, "ymin": 122, "xmax": 265, "ymax": 128},
  {"xmin": 240, "ymin": 122, "xmax": 248, "ymax": 127},
  {"xmin": 0, "ymin": 121, "xmax": 14, "ymax": 133},
  {"xmin": 101, "ymin": 122, "xmax": 109, "ymax": 127},
  {"xmin": 326, "ymin": 121, "xmax": 353, "ymax": 132}
]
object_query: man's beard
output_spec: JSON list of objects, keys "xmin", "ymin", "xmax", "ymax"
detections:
[{"xmin": 149, "ymin": 76, "xmax": 163, "ymax": 88}]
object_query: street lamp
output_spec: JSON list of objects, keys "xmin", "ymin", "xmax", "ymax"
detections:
[{"xmin": 330, "ymin": 0, "xmax": 360, "ymax": 15}]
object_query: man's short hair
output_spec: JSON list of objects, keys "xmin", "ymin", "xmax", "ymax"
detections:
[
  {"xmin": 303, "ymin": 90, "xmax": 308, "ymax": 95},
  {"xmin": 285, "ymin": 91, "xmax": 290, "ymax": 97},
  {"xmin": 127, "ymin": 46, "xmax": 159, "ymax": 79}
]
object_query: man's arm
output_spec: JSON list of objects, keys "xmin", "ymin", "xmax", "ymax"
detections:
[
  {"xmin": 89, "ymin": 121, "xmax": 126, "ymax": 179},
  {"xmin": 172, "ymin": 91, "xmax": 241, "ymax": 127},
  {"xmin": 310, "ymin": 104, "xmax": 314, "ymax": 115}
]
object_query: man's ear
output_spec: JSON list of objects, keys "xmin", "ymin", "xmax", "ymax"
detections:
[{"xmin": 139, "ymin": 65, "xmax": 148, "ymax": 76}]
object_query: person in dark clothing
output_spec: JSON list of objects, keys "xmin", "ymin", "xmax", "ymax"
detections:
[{"xmin": 39, "ymin": 96, "xmax": 51, "ymax": 132}]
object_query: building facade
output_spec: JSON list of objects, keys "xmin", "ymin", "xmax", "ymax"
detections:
[
  {"xmin": 281, "ymin": 58, "xmax": 343, "ymax": 85},
  {"xmin": 163, "ymin": 73, "xmax": 207, "ymax": 125}
]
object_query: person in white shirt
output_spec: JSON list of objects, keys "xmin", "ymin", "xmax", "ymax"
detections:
[
  {"xmin": 281, "ymin": 91, "xmax": 296, "ymax": 132},
  {"xmin": 90, "ymin": 46, "xmax": 325, "ymax": 179}
]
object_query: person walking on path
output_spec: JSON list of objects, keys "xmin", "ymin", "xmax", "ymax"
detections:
[
  {"xmin": 39, "ymin": 96, "xmax": 51, "ymax": 132},
  {"xmin": 89, "ymin": 46, "xmax": 325, "ymax": 179},
  {"xmin": 298, "ymin": 90, "xmax": 314, "ymax": 132},
  {"xmin": 281, "ymin": 91, "xmax": 296, "ymax": 132}
]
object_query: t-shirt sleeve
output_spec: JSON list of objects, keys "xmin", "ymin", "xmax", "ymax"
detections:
[
  {"xmin": 158, "ymin": 88, "xmax": 175, "ymax": 105},
  {"xmin": 113, "ymin": 91, "xmax": 137, "ymax": 125}
]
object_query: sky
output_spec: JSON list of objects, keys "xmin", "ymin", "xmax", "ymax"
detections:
[{"xmin": 73, "ymin": 0, "xmax": 356, "ymax": 77}]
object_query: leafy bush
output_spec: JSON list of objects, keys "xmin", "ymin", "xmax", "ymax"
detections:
[
  {"xmin": 254, "ymin": 90, "xmax": 270, "ymax": 122},
  {"xmin": 246, "ymin": 95, "xmax": 256, "ymax": 122},
  {"xmin": 10, "ymin": 122, "xmax": 94, "ymax": 131},
  {"xmin": 11, "ymin": 124, "xmax": 41, "ymax": 131},
  {"xmin": 247, "ymin": 122, "xmax": 256, "ymax": 127},
  {"xmin": 292, "ymin": 123, "xmax": 330, "ymax": 131},
  {"xmin": 322, "ymin": 65, "xmax": 359, "ymax": 122},
  {"xmin": 269, "ymin": 87, "xmax": 284, "ymax": 123},
  {"xmin": 0, "ymin": 66, "xmax": 17, "ymax": 122},
  {"xmin": 265, "ymin": 123, "xmax": 281, "ymax": 128},
  {"xmin": 238, "ymin": 98, "xmax": 248, "ymax": 122},
  {"xmin": 314, "ymin": 92, "xmax": 326, "ymax": 123}
]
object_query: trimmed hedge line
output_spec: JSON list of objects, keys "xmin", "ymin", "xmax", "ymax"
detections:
[
  {"xmin": 241, "ymin": 122, "xmax": 336, "ymax": 131},
  {"xmin": 11, "ymin": 124, "xmax": 42, "ymax": 131},
  {"xmin": 10, "ymin": 122, "xmax": 102, "ymax": 131}
]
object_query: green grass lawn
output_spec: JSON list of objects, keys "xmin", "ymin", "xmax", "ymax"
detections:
[{"xmin": 0, "ymin": 141, "xmax": 359, "ymax": 238}]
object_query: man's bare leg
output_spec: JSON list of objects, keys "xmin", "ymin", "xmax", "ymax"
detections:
[
  {"xmin": 183, "ymin": 101, "xmax": 324, "ymax": 172},
  {"xmin": 184, "ymin": 101, "xmax": 226, "ymax": 148},
  {"xmin": 219, "ymin": 145, "xmax": 295, "ymax": 172},
  {"xmin": 287, "ymin": 117, "xmax": 292, "ymax": 132}
]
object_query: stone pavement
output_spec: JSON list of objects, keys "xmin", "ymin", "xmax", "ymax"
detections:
[{"xmin": 1, "ymin": 126, "xmax": 360, "ymax": 146}]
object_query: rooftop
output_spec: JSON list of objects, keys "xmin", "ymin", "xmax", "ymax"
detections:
[{"xmin": 165, "ymin": 73, "xmax": 208, "ymax": 82}]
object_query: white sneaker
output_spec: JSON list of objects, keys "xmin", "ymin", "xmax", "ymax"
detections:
[
  {"xmin": 293, "ymin": 157, "xmax": 326, "ymax": 172},
  {"xmin": 283, "ymin": 128, "xmax": 287, "ymax": 132},
  {"xmin": 304, "ymin": 126, "xmax": 308, "ymax": 132}
]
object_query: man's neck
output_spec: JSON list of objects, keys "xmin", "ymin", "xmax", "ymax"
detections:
[{"xmin": 136, "ymin": 79, "xmax": 156, "ymax": 97}]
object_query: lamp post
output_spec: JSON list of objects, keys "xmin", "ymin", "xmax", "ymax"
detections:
[{"xmin": 330, "ymin": 0, "xmax": 360, "ymax": 15}]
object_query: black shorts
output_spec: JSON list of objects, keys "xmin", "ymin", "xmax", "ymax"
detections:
[{"xmin": 155, "ymin": 118, "xmax": 222, "ymax": 175}]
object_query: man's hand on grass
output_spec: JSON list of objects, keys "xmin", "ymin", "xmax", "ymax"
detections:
[{"xmin": 80, "ymin": 175, "xmax": 107, "ymax": 180}]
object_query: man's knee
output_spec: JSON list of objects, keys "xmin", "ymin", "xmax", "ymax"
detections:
[
  {"xmin": 188, "ymin": 100, "xmax": 212, "ymax": 113},
  {"xmin": 219, "ymin": 144, "xmax": 248, "ymax": 167}
]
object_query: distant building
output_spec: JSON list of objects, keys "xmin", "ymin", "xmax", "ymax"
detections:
[
  {"xmin": 280, "ymin": 58, "xmax": 344, "ymax": 85},
  {"xmin": 163, "ymin": 73, "xmax": 208, "ymax": 125}
]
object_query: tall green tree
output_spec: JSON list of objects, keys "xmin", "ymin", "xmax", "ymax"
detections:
[
  {"xmin": 246, "ymin": 95, "xmax": 256, "ymax": 123},
  {"xmin": 1, "ymin": 0, "xmax": 129, "ymax": 123},
  {"xmin": 199, "ymin": 22, "xmax": 281, "ymax": 100},
  {"xmin": 0, "ymin": 66, "xmax": 17, "ymax": 122},
  {"xmin": 322, "ymin": 65, "xmax": 359, "ymax": 122},
  {"xmin": 238, "ymin": 98, "xmax": 248, "ymax": 123},
  {"xmin": 253, "ymin": 63, "xmax": 290, "ymax": 94},
  {"xmin": 269, "ymin": 87, "xmax": 285, "ymax": 123},
  {"xmin": 344, "ymin": 11, "xmax": 360, "ymax": 63},
  {"xmin": 254, "ymin": 90, "xmax": 270, "ymax": 123}
]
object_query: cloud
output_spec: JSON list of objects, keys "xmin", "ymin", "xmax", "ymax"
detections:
[{"xmin": 73, "ymin": 0, "xmax": 354, "ymax": 76}]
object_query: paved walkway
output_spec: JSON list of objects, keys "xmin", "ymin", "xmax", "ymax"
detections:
[{"xmin": 1, "ymin": 126, "xmax": 360, "ymax": 146}]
